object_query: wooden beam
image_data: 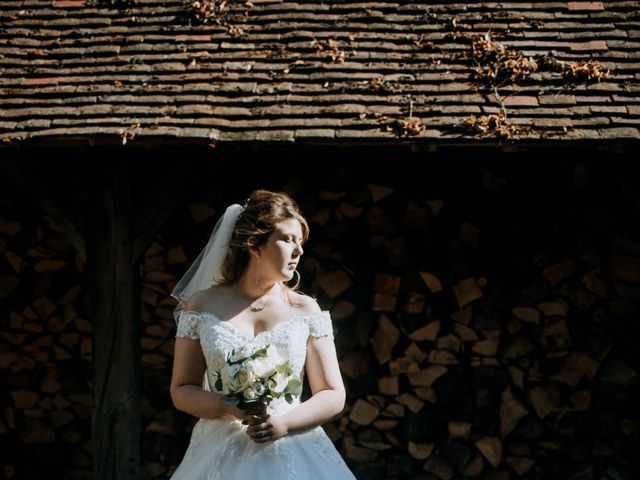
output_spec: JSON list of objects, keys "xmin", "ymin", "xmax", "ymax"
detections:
[
  {"xmin": 0, "ymin": 157, "xmax": 86, "ymax": 260},
  {"xmin": 86, "ymin": 158, "xmax": 140, "ymax": 480}
]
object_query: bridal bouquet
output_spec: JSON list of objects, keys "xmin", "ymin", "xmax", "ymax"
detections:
[{"xmin": 215, "ymin": 342, "xmax": 302, "ymax": 412}]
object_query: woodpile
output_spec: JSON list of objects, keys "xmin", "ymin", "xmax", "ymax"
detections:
[{"xmin": 1, "ymin": 160, "xmax": 639, "ymax": 480}]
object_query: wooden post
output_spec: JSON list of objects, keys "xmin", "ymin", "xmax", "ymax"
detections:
[{"xmin": 86, "ymin": 158, "xmax": 140, "ymax": 480}]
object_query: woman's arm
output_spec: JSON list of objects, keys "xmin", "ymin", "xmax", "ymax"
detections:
[
  {"xmin": 280, "ymin": 333, "xmax": 347, "ymax": 434},
  {"xmin": 170, "ymin": 333, "xmax": 244, "ymax": 420}
]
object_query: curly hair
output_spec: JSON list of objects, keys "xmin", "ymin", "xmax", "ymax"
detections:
[{"xmin": 217, "ymin": 190, "xmax": 309, "ymax": 304}]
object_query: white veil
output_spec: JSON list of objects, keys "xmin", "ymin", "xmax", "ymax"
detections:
[{"xmin": 170, "ymin": 203, "xmax": 245, "ymax": 323}]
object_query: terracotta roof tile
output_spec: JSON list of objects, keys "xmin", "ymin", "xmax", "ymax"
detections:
[{"xmin": 1, "ymin": 0, "xmax": 639, "ymax": 144}]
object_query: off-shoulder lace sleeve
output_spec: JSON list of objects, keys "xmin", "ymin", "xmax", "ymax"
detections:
[
  {"xmin": 307, "ymin": 311, "xmax": 334, "ymax": 339},
  {"xmin": 175, "ymin": 311, "xmax": 202, "ymax": 340}
]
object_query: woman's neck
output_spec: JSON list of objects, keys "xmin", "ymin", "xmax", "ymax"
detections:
[{"xmin": 234, "ymin": 273, "xmax": 279, "ymax": 300}]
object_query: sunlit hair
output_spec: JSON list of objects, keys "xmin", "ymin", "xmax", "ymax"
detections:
[{"xmin": 218, "ymin": 189, "xmax": 309, "ymax": 305}]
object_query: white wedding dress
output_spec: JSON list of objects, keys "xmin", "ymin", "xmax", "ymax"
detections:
[{"xmin": 171, "ymin": 309, "xmax": 357, "ymax": 480}]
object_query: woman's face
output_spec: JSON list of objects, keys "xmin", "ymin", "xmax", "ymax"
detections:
[{"xmin": 256, "ymin": 218, "xmax": 304, "ymax": 283}]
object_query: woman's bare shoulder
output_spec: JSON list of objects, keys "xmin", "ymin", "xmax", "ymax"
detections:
[
  {"xmin": 290, "ymin": 290, "xmax": 322, "ymax": 315},
  {"xmin": 185, "ymin": 286, "xmax": 229, "ymax": 312}
]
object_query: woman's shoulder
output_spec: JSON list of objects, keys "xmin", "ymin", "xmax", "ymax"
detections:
[
  {"xmin": 184, "ymin": 286, "xmax": 229, "ymax": 313},
  {"xmin": 289, "ymin": 290, "xmax": 323, "ymax": 316}
]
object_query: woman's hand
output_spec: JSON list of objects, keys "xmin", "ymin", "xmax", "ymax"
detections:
[
  {"xmin": 243, "ymin": 413, "xmax": 289, "ymax": 443},
  {"xmin": 223, "ymin": 402, "xmax": 246, "ymax": 421}
]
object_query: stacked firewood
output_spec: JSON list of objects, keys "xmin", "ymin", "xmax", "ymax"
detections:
[
  {"xmin": 1, "ymin": 161, "xmax": 639, "ymax": 480},
  {"xmin": 0, "ymin": 216, "xmax": 93, "ymax": 479}
]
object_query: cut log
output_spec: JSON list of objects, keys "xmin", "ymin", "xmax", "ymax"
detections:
[
  {"xmin": 462, "ymin": 453, "xmax": 484, "ymax": 477},
  {"xmin": 569, "ymin": 391, "xmax": 591, "ymax": 411},
  {"xmin": 144, "ymin": 271, "xmax": 175, "ymax": 282},
  {"xmin": 459, "ymin": 222, "xmax": 481, "ymax": 246},
  {"xmin": 0, "ymin": 352, "xmax": 18, "ymax": 369},
  {"xmin": 408, "ymin": 320, "xmax": 440, "ymax": 342},
  {"xmin": 506, "ymin": 317, "xmax": 522, "ymax": 334},
  {"xmin": 437, "ymin": 334, "xmax": 462, "ymax": 354},
  {"xmin": 550, "ymin": 352, "xmax": 600, "ymax": 386},
  {"xmin": 389, "ymin": 356, "xmax": 420, "ymax": 375},
  {"xmin": 367, "ymin": 184, "xmax": 394, "ymax": 203},
  {"xmin": 19, "ymin": 418, "xmax": 55, "ymax": 444},
  {"xmin": 343, "ymin": 434, "xmax": 378, "ymax": 463},
  {"xmin": 405, "ymin": 291, "xmax": 426, "ymax": 313},
  {"xmin": 378, "ymin": 376, "xmax": 399, "ymax": 396},
  {"xmin": 349, "ymin": 399, "xmax": 380, "ymax": 426},
  {"xmin": 511, "ymin": 307, "xmax": 539, "ymax": 324},
  {"xmin": 605, "ymin": 254, "xmax": 640, "ymax": 283},
  {"xmin": 423, "ymin": 455, "xmax": 453, "ymax": 480},
  {"xmin": 419, "ymin": 271, "xmax": 443, "ymax": 293},
  {"xmin": 373, "ymin": 273, "xmax": 402, "ymax": 295},
  {"xmin": 405, "ymin": 342, "xmax": 427, "ymax": 364},
  {"xmin": 369, "ymin": 315, "xmax": 400, "ymax": 364},
  {"xmin": 540, "ymin": 320, "xmax": 572, "ymax": 351},
  {"xmin": 34, "ymin": 259, "xmax": 67, "ymax": 272},
  {"xmin": 474, "ymin": 436, "xmax": 502, "ymax": 468},
  {"xmin": 507, "ymin": 366, "xmax": 525, "ymax": 390},
  {"xmin": 451, "ymin": 306, "xmax": 472, "ymax": 325},
  {"xmin": 372, "ymin": 419, "xmax": 398, "ymax": 431},
  {"xmin": 505, "ymin": 456, "xmax": 535, "ymax": 476},
  {"xmin": 448, "ymin": 421, "xmax": 472, "ymax": 439},
  {"xmin": 312, "ymin": 208, "xmax": 331, "ymax": 226},
  {"xmin": 11, "ymin": 390, "xmax": 39, "ymax": 410},
  {"xmin": 529, "ymin": 385, "xmax": 560, "ymax": 418},
  {"xmin": 0, "ymin": 220, "xmax": 23, "ymax": 235},
  {"xmin": 5, "ymin": 251, "xmax": 24, "ymax": 273},
  {"xmin": 542, "ymin": 259, "xmax": 578, "ymax": 287},
  {"xmin": 340, "ymin": 351, "xmax": 370, "ymax": 379},
  {"xmin": 454, "ymin": 323, "xmax": 478, "ymax": 342},
  {"xmin": 453, "ymin": 277, "xmax": 484, "ymax": 308},
  {"xmin": 407, "ymin": 366, "xmax": 447, "ymax": 387},
  {"xmin": 331, "ymin": 299, "xmax": 357, "ymax": 320},
  {"xmin": 167, "ymin": 246, "xmax": 187, "ymax": 264},
  {"xmin": 141, "ymin": 288, "xmax": 159, "ymax": 306},
  {"xmin": 537, "ymin": 299, "xmax": 569, "ymax": 317},
  {"xmin": 49, "ymin": 410, "xmax": 74, "ymax": 427},
  {"xmin": 428, "ymin": 350, "xmax": 459, "ymax": 365},
  {"xmin": 41, "ymin": 371, "xmax": 61, "ymax": 394},
  {"xmin": 500, "ymin": 387, "xmax": 528, "ymax": 438},
  {"xmin": 396, "ymin": 393, "xmax": 424, "ymax": 413},
  {"xmin": 383, "ymin": 403, "xmax": 405, "ymax": 418},
  {"xmin": 316, "ymin": 269, "xmax": 353, "ymax": 298},
  {"xmin": 580, "ymin": 270, "xmax": 609, "ymax": 297},
  {"xmin": 472, "ymin": 337, "xmax": 500, "ymax": 356},
  {"xmin": 413, "ymin": 386, "xmax": 437, "ymax": 403},
  {"xmin": 408, "ymin": 441, "xmax": 434, "ymax": 460},
  {"xmin": 47, "ymin": 315, "xmax": 72, "ymax": 333},
  {"xmin": 339, "ymin": 202, "xmax": 364, "ymax": 218}
]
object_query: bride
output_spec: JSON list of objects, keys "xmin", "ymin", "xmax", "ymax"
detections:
[{"xmin": 169, "ymin": 189, "xmax": 357, "ymax": 479}]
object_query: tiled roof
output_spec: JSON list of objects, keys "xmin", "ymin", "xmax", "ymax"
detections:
[{"xmin": 1, "ymin": 0, "xmax": 639, "ymax": 145}]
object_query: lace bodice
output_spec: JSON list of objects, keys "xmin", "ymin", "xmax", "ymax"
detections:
[{"xmin": 175, "ymin": 309, "xmax": 334, "ymax": 416}]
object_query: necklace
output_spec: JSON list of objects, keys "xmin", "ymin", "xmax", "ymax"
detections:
[{"xmin": 249, "ymin": 296, "xmax": 269, "ymax": 312}]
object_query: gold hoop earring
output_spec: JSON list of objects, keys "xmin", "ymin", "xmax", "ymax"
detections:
[{"xmin": 288, "ymin": 269, "xmax": 301, "ymax": 290}]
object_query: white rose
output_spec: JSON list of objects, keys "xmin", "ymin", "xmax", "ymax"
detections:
[
  {"xmin": 229, "ymin": 366, "xmax": 255, "ymax": 393},
  {"xmin": 251, "ymin": 355, "xmax": 277, "ymax": 378},
  {"xmin": 269, "ymin": 371, "xmax": 290, "ymax": 394},
  {"xmin": 243, "ymin": 387, "xmax": 257, "ymax": 401}
]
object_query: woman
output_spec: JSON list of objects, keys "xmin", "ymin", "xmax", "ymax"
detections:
[{"xmin": 169, "ymin": 190, "xmax": 357, "ymax": 479}]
